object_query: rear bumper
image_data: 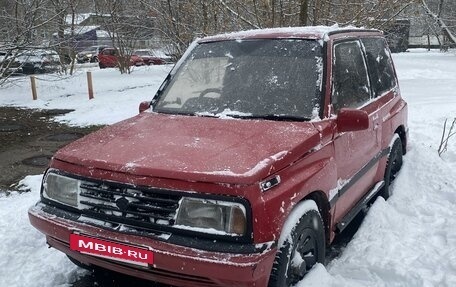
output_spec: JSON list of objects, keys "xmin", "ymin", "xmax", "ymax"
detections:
[{"xmin": 28, "ymin": 202, "xmax": 276, "ymax": 287}]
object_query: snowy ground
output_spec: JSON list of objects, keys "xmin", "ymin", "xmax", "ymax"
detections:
[
  {"xmin": 1, "ymin": 50, "xmax": 456, "ymax": 286},
  {"xmin": 0, "ymin": 64, "xmax": 171, "ymax": 126}
]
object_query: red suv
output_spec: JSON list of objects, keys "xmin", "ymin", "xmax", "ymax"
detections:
[
  {"xmin": 98, "ymin": 48, "xmax": 144, "ymax": 69},
  {"xmin": 29, "ymin": 27, "xmax": 408, "ymax": 287}
]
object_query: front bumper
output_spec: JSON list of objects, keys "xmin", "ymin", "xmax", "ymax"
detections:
[{"xmin": 28, "ymin": 202, "xmax": 276, "ymax": 287}]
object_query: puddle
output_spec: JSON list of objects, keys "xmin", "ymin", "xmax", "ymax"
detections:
[
  {"xmin": 41, "ymin": 109, "xmax": 75, "ymax": 116},
  {"xmin": 0, "ymin": 124, "xmax": 23, "ymax": 132},
  {"xmin": 21, "ymin": 155, "xmax": 52, "ymax": 167},
  {"xmin": 46, "ymin": 133, "xmax": 84, "ymax": 142}
]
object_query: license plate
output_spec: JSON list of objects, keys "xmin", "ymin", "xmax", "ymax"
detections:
[{"xmin": 70, "ymin": 234, "xmax": 154, "ymax": 266}]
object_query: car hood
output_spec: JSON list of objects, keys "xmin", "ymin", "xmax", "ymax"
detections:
[{"xmin": 54, "ymin": 112, "xmax": 322, "ymax": 184}]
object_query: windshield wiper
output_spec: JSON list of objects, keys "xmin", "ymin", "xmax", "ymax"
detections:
[{"xmin": 231, "ymin": 114, "xmax": 311, "ymax": 122}]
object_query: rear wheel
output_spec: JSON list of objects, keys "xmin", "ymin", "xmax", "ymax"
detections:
[
  {"xmin": 268, "ymin": 202, "xmax": 325, "ymax": 287},
  {"xmin": 380, "ymin": 136, "xmax": 403, "ymax": 199}
]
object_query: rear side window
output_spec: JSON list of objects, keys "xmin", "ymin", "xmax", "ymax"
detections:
[
  {"xmin": 361, "ymin": 38, "xmax": 396, "ymax": 97},
  {"xmin": 332, "ymin": 41, "xmax": 371, "ymax": 113}
]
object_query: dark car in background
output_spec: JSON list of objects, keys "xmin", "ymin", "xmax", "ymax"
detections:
[
  {"xmin": 98, "ymin": 48, "xmax": 144, "ymax": 69},
  {"xmin": 76, "ymin": 46, "xmax": 108, "ymax": 63},
  {"xmin": 1, "ymin": 50, "xmax": 60, "ymax": 75}
]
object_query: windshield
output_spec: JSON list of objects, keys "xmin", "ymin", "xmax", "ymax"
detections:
[{"xmin": 153, "ymin": 39, "xmax": 322, "ymax": 120}]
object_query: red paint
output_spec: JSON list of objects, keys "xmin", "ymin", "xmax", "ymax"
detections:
[
  {"xmin": 28, "ymin": 27, "xmax": 408, "ymax": 287},
  {"xmin": 98, "ymin": 48, "xmax": 144, "ymax": 68}
]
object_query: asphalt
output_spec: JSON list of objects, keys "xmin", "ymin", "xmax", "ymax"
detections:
[{"xmin": 0, "ymin": 107, "xmax": 99, "ymax": 192}]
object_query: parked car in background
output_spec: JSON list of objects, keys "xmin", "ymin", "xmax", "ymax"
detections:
[
  {"xmin": 29, "ymin": 27, "xmax": 408, "ymax": 287},
  {"xmin": 0, "ymin": 51, "xmax": 12, "ymax": 68},
  {"xmin": 0, "ymin": 51, "xmax": 11, "ymax": 76},
  {"xmin": 36, "ymin": 50, "xmax": 61, "ymax": 66},
  {"xmin": 151, "ymin": 49, "xmax": 174, "ymax": 63},
  {"xmin": 0, "ymin": 51, "xmax": 9, "ymax": 63},
  {"xmin": 76, "ymin": 46, "xmax": 108, "ymax": 63},
  {"xmin": 133, "ymin": 49, "xmax": 170, "ymax": 65},
  {"xmin": 2, "ymin": 50, "xmax": 59, "ymax": 75},
  {"xmin": 98, "ymin": 48, "xmax": 144, "ymax": 69}
]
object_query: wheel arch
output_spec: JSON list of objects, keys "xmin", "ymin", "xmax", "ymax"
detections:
[
  {"xmin": 270, "ymin": 192, "xmax": 328, "ymax": 286},
  {"xmin": 302, "ymin": 191, "xmax": 331, "ymax": 245},
  {"xmin": 394, "ymin": 125, "xmax": 407, "ymax": 155},
  {"xmin": 277, "ymin": 190, "xmax": 331, "ymax": 247}
]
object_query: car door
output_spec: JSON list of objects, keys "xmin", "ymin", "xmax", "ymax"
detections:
[
  {"xmin": 330, "ymin": 40, "xmax": 382, "ymax": 225},
  {"xmin": 101, "ymin": 49, "xmax": 118, "ymax": 67}
]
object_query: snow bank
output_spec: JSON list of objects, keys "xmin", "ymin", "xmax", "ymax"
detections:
[
  {"xmin": 0, "ymin": 175, "xmax": 86, "ymax": 287},
  {"xmin": 297, "ymin": 50, "xmax": 456, "ymax": 286},
  {"xmin": 299, "ymin": 145, "xmax": 456, "ymax": 286}
]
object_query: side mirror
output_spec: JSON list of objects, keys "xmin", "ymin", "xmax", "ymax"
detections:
[
  {"xmin": 336, "ymin": 108, "xmax": 369, "ymax": 132},
  {"xmin": 139, "ymin": 101, "xmax": 151, "ymax": 113}
]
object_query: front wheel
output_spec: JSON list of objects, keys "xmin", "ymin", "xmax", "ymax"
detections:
[
  {"xmin": 380, "ymin": 136, "xmax": 403, "ymax": 199},
  {"xmin": 268, "ymin": 202, "xmax": 325, "ymax": 287}
]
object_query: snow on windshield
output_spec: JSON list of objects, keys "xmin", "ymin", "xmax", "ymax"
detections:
[{"xmin": 154, "ymin": 39, "xmax": 322, "ymax": 120}]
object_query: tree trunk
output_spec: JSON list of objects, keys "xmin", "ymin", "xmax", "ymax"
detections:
[
  {"xmin": 299, "ymin": 0, "xmax": 309, "ymax": 26},
  {"xmin": 422, "ymin": 0, "xmax": 456, "ymax": 45}
]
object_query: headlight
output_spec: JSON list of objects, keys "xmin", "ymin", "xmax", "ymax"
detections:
[
  {"xmin": 175, "ymin": 198, "xmax": 247, "ymax": 236},
  {"xmin": 42, "ymin": 173, "xmax": 80, "ymax": 207}
]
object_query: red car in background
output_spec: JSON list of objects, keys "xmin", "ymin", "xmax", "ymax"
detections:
[
  {"xmin": 98, "ymin": 48, "xmax": 144, "ymax": 69},
  {"xmin": 133, "ymin": 49, "xmax": 172, "ymax": 65}
]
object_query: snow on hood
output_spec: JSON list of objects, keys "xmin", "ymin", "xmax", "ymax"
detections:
[{"xmin": 54, "ymin": 112, "xmax": 321, "ymax": 184}]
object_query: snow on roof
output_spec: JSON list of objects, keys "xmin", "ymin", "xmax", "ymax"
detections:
[
  {"xmin": 65, "ymin": 13, "xmax": 111, "ymax": 25},
  {"xmin": 53, "ymin": 25, "xmax": 107, "ymax": 36},
  {"xmin": 65, "ymin": 13, "xmax": 92, "ymax": 25},
  {"xmin": 200, "ymin": 25, "xmax": 379, "ymax": 42},
  {"xmin": 96, "ymin": 30, "xmax": 110, "ymax": 38}
]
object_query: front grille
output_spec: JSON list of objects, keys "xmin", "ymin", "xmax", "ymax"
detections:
[{"xmin": 78, "ymin": 181, "xmax": 182, "ymax": 235}]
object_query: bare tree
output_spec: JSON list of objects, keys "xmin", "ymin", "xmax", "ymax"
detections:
[
  {"xmin": 93, "ymin": 0, "xmax": 153, "ymax": 74},
  {"xmin": 48, "ymin": 0, "xmax": 84, "ymax": 75},
  {"xmin": 438, "ymin": 118, "xmax": 456, "ymax": 157},
  {"xmin": 136, "ymin": 0, "xmax": 420, "ymax": 60},
  {"xmin": 421, "ymin": 0, "xmax": 456, "ymax": 49},
  {"xmin": 0, "ymin": 0, "xmax": 53, "ymax": 84}
]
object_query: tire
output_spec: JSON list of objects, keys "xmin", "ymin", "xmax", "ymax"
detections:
[
  {"xmin": 268, "ymin": 203, "xmax": 325, "ymax": 287},
  {"xmin": 380, "ymin": 136, "xmax": 403, "ymax": 199},
  {"xmin": 99, "ymin": 63, "xmax": 106, "ymax": 69}
]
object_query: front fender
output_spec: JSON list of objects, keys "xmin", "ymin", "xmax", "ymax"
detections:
[{"xmin": 251, "ymin": 143, "xmax": 337, "ymax": 243}]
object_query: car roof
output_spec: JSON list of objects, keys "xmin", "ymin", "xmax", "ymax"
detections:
[{"xmin": 198, "ymin": 26, "xmax": 382, "ymax": 43}]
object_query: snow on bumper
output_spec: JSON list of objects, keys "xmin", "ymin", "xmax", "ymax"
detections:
[{"xmin": 28, "ymin": 202, "xmax": 276, "ymax": 287}]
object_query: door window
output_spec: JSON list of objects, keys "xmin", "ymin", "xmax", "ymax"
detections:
[
  {"xmin": 361, "ymin": 38, "xmax": 397, "ymax": 97},
  {"xmin": 332, "ymin": 41, "xmax": 371, "ymax": 113}
]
